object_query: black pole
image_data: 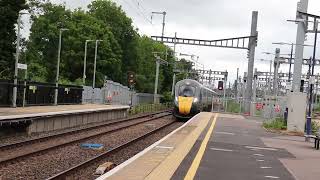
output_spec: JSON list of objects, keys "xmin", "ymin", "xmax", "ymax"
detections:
[
  {"xmin": 307, "ymin": 21, "xmax": 318, "ymax": 136},
  {"xmin": 288, "ymin": 43, "xmax": 294, "ymax": 82}
]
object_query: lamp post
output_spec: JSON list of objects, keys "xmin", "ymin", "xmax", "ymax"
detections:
[
  {"xmin": 92, "ymin": 40, "xmax": 103, "ymax": 103},
  {"xmin": 83, "ymin": 40, "xmax": 94, "ymax": 86},
  {"xmin": 12, "ymin": 12, "xmax": 28, "ymax": 108},
  {"xmin": 54, "ymin": 28, "xmax": 69, "ymax": 106},
  {"xmin": 153, "ymin": 55, "xmax": 168, "ymax": 104}
]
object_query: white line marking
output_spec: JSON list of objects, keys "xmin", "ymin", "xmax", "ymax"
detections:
[
  {"xmin": 215, "ymin": 131, "xmax": 235, "ymax": 135},
  {"xmin": 210, "ymin": 148, "xmax": 233, "ymax": 152},
  {"xmin": 253, "ymin": 154, "xmax": 264, "ymax": 157},
  {"xmin": 155, "ymin": 146, "xmax": 174, "ymax": 149},
  {"xmin": 245, "ymin": 146, "xmax": 278, "ymax": 151},
  {"xmin": 256, "ymin": 159, "xmax": 265, "ymax": 162},
  {"xmin": 260, "ymin": 166, "xmax": 272, "ymax": 169},
  {"xmin": 264, "ymin": 176, "xmax": 279, "ymax": 179},
  {"xmin": 250, "ymin": 148, "xmax": 260, "ymax": 151}
]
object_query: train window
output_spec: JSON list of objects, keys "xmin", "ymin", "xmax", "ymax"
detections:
[{"xmin": 179, "ymin": 85, "xmax": 196, "ymax": 97}]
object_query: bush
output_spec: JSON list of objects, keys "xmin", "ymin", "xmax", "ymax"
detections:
[
  {"xmin": 161, "ymin": 91, "xmax": 173, "ymax": 103},
  {"xmin": 226, "ymin": 100, "xmax": 241, "ymax": 113},
  {"xmin": 312, "ymin": 121, "xmax": 320, "ymax": 134},
  {"xmin": 263, "ymin": 117, "xmax": 286, "ymax": 130}
]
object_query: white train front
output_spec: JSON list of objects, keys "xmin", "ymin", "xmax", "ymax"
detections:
[{"xmin": 173, "ymin": 79, "xmax": 218, "ymax": 119}]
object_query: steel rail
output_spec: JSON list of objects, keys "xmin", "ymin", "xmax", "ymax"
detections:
[
  {"xmin": 47, "ymin": 120, "xmax": 177, "ymax": 180},
  {"xmin": 0, "ymin": 112, "xmax": 172, "ymax": 164}
]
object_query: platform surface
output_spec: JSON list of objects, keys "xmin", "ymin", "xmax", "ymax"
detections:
[
  {"xmin": 97, "ymin": 112, "xmax": 320, "ymax": 180},
  {"xmin": 0, "ymin": 104, "xmax": 129, "ymax": 120}
]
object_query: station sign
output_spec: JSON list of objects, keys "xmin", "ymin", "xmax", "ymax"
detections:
[{"xmin": 18, "ymin": 63, "xmax": 28, "ymax": 70}]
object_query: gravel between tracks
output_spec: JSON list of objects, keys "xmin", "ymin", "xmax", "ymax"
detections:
[
  {"xmin": 73, "ymin": 122, "xmax": 183, "ymax": 180},
  {"xmin": 0, "ymin": 115, "xmax": 175, "ymax": 180},
  {"xmin": 0, "ymin": 112, "xmax": 170, "ymax": 162},
  {"xmin": 0, "ymin": 111, "xmax": 170, "ymax": 146}
]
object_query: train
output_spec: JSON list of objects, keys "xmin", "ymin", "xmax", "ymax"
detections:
[{"xmin": 173, "ymin": 79, "xmax": 218, "ymax": 119}]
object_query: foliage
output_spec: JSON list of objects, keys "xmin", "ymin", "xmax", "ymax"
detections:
[
  {"xmin": 129, "ymin": 103, "xmax": 172, "ymax": 115},
  {"xmin": 311, "ymin": 121, "xmax": 320, "ymax": 134},
  {"xmin": 263, "ymin": 117, "xmax": 286, "ymax": 130},
  {"xmin": 226, "ymin": 100, "xmax": 240, "ymax": 113},
  {"xmin": 0, "ymin": 0, "xmax": 27, "ymax": 79},
  {"xmin": 161, "ymin": 91, "xmax": 174, "ymax": 103},
  {"xmin": 1, "ymin": 0, "xmax": 189, "ymax": 96}
]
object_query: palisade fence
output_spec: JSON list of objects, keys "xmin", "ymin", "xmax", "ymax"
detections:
[
  {"xmin": 0, "ymin": 79, "xmax": 163, "ymax": 107},
  {"xmin": 82, "ymin": 80, "xmax": 162, "ymax": 106},
  {"xmin": 0, "ymin": 79, "xmax": 82, "ymax": 107}
]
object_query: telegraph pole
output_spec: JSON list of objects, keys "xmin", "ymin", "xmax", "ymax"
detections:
[
  {"xmin": 154, "ymin": 59, "xmax": 160, "ymax": 104},
  {"xmin": 153, "ymin": 55, "xmax": 168, "ymax": 104},
  {"xmin": 12, "ymin": 14, "xmax": 22, "ymax": 107},
  {"xmin": 245, "ymin": 11, "xmax": 258, "ymax": 113},
  {"xmin": 83, "ymin": 40, "xmax": 94, "ymax": 85},
  {"xmin": 223, "ymin": 71, "xmax": 228, "ymax": 111},
  {"xmin": 273, "ymin": 48, "xmax": 280, "ymax": 96},
  {"xmin": 307, "ymin": 20, "xmax": 318, "ymax": 137},
  {"xmin": 92, "ymin": 40, "xmax": 103, "ymax": 103},
  {"xmin": 171, "ymin": 32, "xmax": 177, "ymax": 96},
  {"xmin": 235, "ymin": 68, "xmax": 239, "ymax": 100},
  {"xmin": 289, "ymin": 43, "xmax": 294, "ymax": 82},
  {"xmin": 152, "ymin": 11, "xmax": 166, "ymax": 42},
  {"xmin": 54, "ymin": 28, "xmax": 68, "ymax": 106}
]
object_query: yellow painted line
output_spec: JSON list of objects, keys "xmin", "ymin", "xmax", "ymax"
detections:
[{"xmin": 184, "ymin": 113, "xmax": 218, "ymax": 180}]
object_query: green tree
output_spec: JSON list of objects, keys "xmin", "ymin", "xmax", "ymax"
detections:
[
  {"xmin": 88, "ymin": 0, "xmax": 139, "ymax": 83},
  {"xmin": 23, "ymin": 0, "xmax": 176, "ymax": 95},
  {"xmin": 25, "ymin": 2, "xmax": 122, "ymax": 87},
  {"xmin": 0, "ymin": 0, "xmax": 27, "ymax": 79}
]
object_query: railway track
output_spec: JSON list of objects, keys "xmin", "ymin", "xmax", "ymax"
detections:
[
  {"xmin": 0, "ymin": 110, "xmax": 172, "ymax": 164},
  {"xmin": 47, "ymin": 120, "xmax": 178, "ymax": 180}
]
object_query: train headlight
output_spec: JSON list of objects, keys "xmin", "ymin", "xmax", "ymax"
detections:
[
  {"xmin": 174, "ymin": 97, "xmax": 178, "ymax": 106},
  {"xmin": 193, "ymin": 98, "xmax": 199, "ymax": 103}
]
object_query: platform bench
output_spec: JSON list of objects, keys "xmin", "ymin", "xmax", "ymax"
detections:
[{"xmin": 305, "ymin": 135, "xmax": 320, "ymax": 150}]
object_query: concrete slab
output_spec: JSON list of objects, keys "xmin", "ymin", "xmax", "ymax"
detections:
[
  {"xmin": 262, "ymin": 136, "xmax": 320, "ymax": 180},
  {"xmin": 172, "ymin": 114, "xmax": 295, "ymax": 180}
]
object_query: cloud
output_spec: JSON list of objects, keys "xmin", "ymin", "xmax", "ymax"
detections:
[{"xmin": 23, "ymin": 0, "xmax": 320, "ymax": 85}]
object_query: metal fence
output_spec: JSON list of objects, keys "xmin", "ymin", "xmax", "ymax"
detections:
[
  {"xmin": 129, "ymin": 103, "xmax": 172, "ymax": 115},
  {"xmin": 221, "ymin": 96, "xmax": 288, "ymax": 120},
  {"xmin": 0, "ymin": 78, "xmax": 163, "ymax": 107},
  {"xmin": 0, "ymin": 79, "xmax": 82, "ymax": 107},
  {"xmin": 82, "ymin": 80, "xmax": 162, "ymax": 106}
]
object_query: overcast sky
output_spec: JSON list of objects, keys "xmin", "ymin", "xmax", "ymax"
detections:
[{"xmin": 23, "ymin": 0, "xmax": 320, "ymax": 86}]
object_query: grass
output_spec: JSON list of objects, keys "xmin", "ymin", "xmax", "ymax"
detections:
[
  {"xmin": 129, "ymin": 103, "xmax": 172, "ymax": 116},
  {"xmin": 226, "ymin": 100, "xmax": 241, "ymax": 113},
  {"xmin": 263, "ymin": 117, "xmax": 287, "ymax": 130},
  {"xmin": 255, "ymin": 110, "xmax": 262, "ymax": 116},
  {"xmin": 263, "ymin": 117, "xmax": 320, "ymax": 135}
]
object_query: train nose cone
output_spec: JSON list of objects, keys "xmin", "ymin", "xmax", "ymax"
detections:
[{"xmin": 178, "ymin": 96, "xmax": 194, "ymax": 115}]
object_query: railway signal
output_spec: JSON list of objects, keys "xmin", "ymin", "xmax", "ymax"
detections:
[
  {"xmin": 218, "ymin": 81, "xmax": 224, "ymax": 90},
  {"xmin": 127, "ymin": 71, "xmax": 136, "ymax": 88}
]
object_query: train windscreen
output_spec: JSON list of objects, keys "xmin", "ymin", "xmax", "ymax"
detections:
[{"xmin": 179, "ymin": 85, "xmax": 196, "ymax": 97}]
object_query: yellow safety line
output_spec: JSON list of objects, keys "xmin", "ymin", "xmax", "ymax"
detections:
[{"xmin": 184, "ymin": 113, "xmax": 218, "ymax": 180}]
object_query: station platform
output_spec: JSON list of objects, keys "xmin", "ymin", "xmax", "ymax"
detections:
[
  {"xmin": 97, "ymin": 112, "xmax": 320, "ymax": 180},
  {"xmin": 0, "ymin": 104, "xmax": 129, "ymax": 134}
]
